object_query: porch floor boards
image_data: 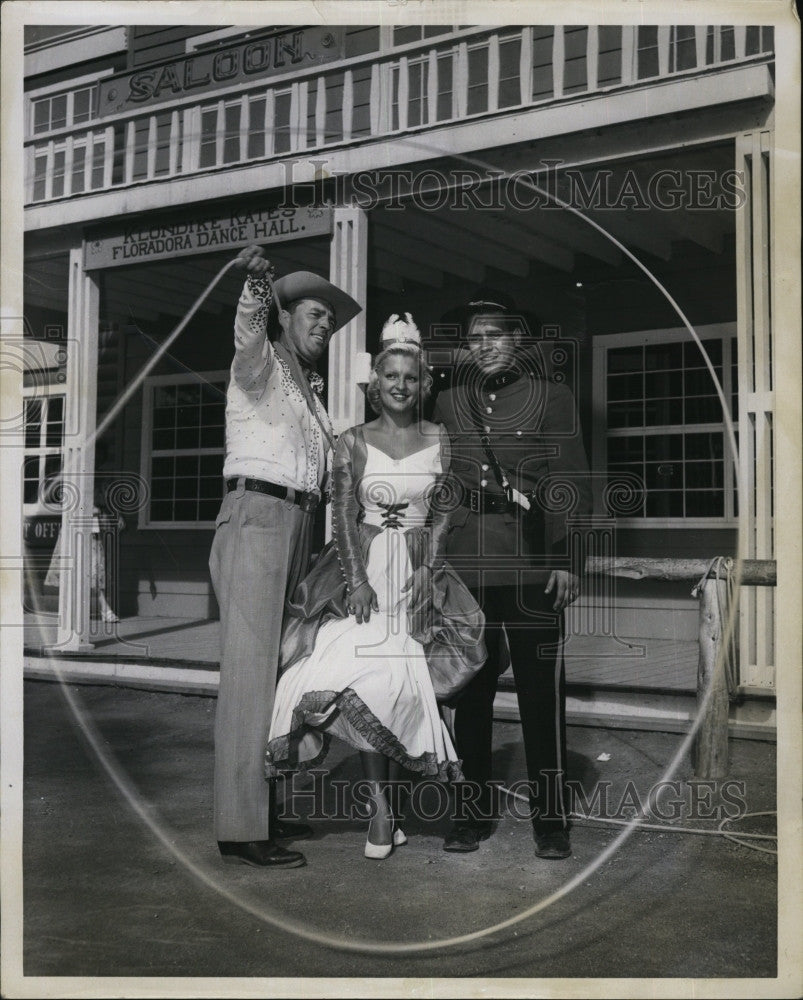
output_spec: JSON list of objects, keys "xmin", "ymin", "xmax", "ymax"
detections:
[{"xmin": 23, "ymin": 614, "xmax": 698, "ymax": 693}]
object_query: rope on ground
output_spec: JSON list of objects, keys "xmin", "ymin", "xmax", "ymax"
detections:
[{"xmin": 501, "ymin": 786, "xmax": 777, "ymax": 855}]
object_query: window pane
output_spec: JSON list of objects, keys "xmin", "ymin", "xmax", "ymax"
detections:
[
  {"xmin": 199, "ymin": 425, "xmax": 224, "ymax": 449},
  {"xmin": 150, "ymin": 477, "xmax": 173, "ymax": 500},
  {"xmin": 437, "ymin": 54, "xmax": 454, "ymax": 120},
  {"xmin": 274, "ymin": 92, "xmax": 292, "ymax": 154},
  {"xmin": 637, "ymin": 26, "xmax": 658, "ymax": 79},
  {"xmin": 73, "ymin": 88, "xmax": 91, "ymax": 123},
  {"xmin": 608, "ymin": 437, "xmax": 644, "ymax": 462},
  {"xmin": 645, "ymin": 462, "xmax": 681, "ymax": 489},
  {"xmin": 597, "ymin": 26, "xmax": 622, "ymax": 85},
  {"xmin": 607, "ymin": 372, "xmax": 643, "ymax": 401},
  {"xmin": 608, "ymin": 401, "xmax": 643, "ymax": 428},
  {"xmin": 563, "ymin": 26, "xmax": 588, "ymax": 94},
  {"xmin": 174, "ymin": 478, "xmax": 197, "ymax": 500},
  {"xmin": 176, "ymin": 427, "xmax": 200, "ymax": 449},
  {"xmin": 152, "ymin": 456, "xmax": 174, "ymax": 477},
  {"xmin": 394, "ymin": 26, "xmax": 422, "ymax": 46},
  {"xmin": 685, "ymin": 339, "xmax": 721, "ymax": 367},
  {"xmin": 33, "ymin": 154, "xmax": 48, "ymax": 201},
  {"xmin": 25, "ymin": 399, "xmax": 42, "ymax": 448},
  {"xmin": 644, "ymin": 434, "xmax": 681, "ymax": 460},
  {"xmin": 467, "ymin": 46, "xmax": 489, "ymax": 114},
  {"xmin": 646, "ymin": 491, "xmax": 683, "ymax": 517},
  {"xmin": 498, "ymin": 37, "xmax": 521, "ymax": 108},
  {"xmin": 52, "ymin": 150, "xmax": 65, "ymax": 198},
  {"xmin": 198, "ymin": 498, "xmax": 220, "ymax": 521},
  {"xmin": 150, "ymin": 501, "xmax": 173, "ymax": 521},
  {"xmin": 344, "ymin": 26, "xmax": 380, "ymax": 58},
  {"xmin": 200, "ymin": 108, "xmax": 218, "ymax": 168},
  {"xmin": 72, "ymin": 145, "xmax": 87, "ymax": 193},
  {"xmin": 33, "ymin": 100, "xmax": 50, "ymax": 133},
  {"xmin": 644, "ymin": 397, "xmax": 682, "ymax": 425},
  {"xmin": 686, "ymin": 491, "xmax": 723, "ymax": 517},
  {"xmin": 91, "ymin": 141, "xmax": 105, "ymax": 189},
  {"xmin": 223, "ymin": 103, "xmax": 240, "ymax": 162},
  {"xmin": 532, "ymin": 27, "xmax": 554, "ymax": 99},
  {"xmin": 644, "ymin": 342, "xmax": 682, "ymax": 371},
  {"xmin": 175, "ymin": 455, "xmax": 199, "ymax": 477},
  {"xmin": 674, "ymin": 26, "xmax": 697, "ymax": 71},
  {"xmin": 248, "ymin": 97, "xmax": 266, "ymax": 158},
  {"xmin": 608, "ymin": 345, "xmax": 642, "ymax": 374},
  {"xmin": 24, "ymin": 456, "xmax": 40, "ymax": 504},
  {"xmin": 685, "ymin": 432, "xmax": 723, "ymax": 459},
  {"xmin": 51, "ymin": 94, "xmax": 67, "ymax": 130},
  {"xmin": 200, "ymin": 454, "xmax": 222, "ymax": 478},
  {"xmin": 174, "ymin": 500, "xmax": 196, "ymax": 521},
  {"xmin": 684, "ymin": 396, "xmax": 721, "ymax": 424},
  {"xmin": 645, "ymin": 370, "xmax": 682, "ymax": 397}
]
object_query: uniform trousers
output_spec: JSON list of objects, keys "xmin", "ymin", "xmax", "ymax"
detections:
[
  {"xmin": 209, "ymin": 485, "xmax": 313, "ymax": 842},
  {"xmin": 452, "ymin": 583, "xmax": 568, "ymax": 830}
]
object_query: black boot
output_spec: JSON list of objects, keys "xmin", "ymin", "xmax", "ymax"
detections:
[{"xmin": 218, "ymin": 840, "xmax": 306, "ymax": 868}]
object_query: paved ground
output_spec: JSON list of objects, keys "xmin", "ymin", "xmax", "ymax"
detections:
[{"xmin": 19, "ymin": 679, "xmax": 778, "ymax": 987}]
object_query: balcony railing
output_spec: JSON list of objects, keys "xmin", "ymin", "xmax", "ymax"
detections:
[{"xmin": 25, "ymin": 24, "xmax": 774, "ymax": 205}]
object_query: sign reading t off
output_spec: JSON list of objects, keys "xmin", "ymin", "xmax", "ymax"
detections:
[
  {"xmin": 99, "ymin": 27, "xmax": 345, "ymax": 116},
  {"xmin": 83, "ymin": 206, "xmax": 334, "ymax": 270}
]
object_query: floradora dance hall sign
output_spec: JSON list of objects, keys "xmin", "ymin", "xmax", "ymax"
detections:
[
  {"xmin": 83, "ymin": 206, "xmax": 333, "ymax": 269},
  {"xmin": 98, "ymin": 27, "xmax": 345, "ymax": 116}
]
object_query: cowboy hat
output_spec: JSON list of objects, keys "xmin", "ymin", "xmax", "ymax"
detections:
[{"xmin": 273, "ymin": 271, "xmax": 362, "ymax": 332}]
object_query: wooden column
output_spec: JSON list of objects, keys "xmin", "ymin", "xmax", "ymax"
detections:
[
  {"xmin": 56, "ymin": 247, "xmax": 100, "ymax": 650},
  {"xmin": 735, "ymin": 129, "xmax": 775, "ymax": 692},
  {"xmin": 328, "ymin": 206, "xmax": 368, "ymax": 436},
  {"xmin": 692, "ymin": 578, "xmax": 730, "ymax": 778}
]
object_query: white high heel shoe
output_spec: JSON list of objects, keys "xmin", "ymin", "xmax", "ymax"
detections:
[
  {"xmin": 365, "ymin": 811, "xmax": 395, "ymax": 859},
  {"xmin": 393, "ymin": 828, "xmax": 407, "ymax": 846}
]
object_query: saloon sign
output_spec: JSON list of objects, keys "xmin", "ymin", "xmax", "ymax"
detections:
[
  {"xmin": 83, "ymin": 206, "xmax": 333, "ymax": 270},
  {"xmin": 99, "ymin": 27, "xmax": 345, "ymax": 116}
]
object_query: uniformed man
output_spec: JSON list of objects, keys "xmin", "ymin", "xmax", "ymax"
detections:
[
  {"xmin": 431, "ymin": 288, "xmax": 592, "ymax": 860},
  {"xmin": 209, "ymin": 245, "xmax": 361, "ymax": 868}
]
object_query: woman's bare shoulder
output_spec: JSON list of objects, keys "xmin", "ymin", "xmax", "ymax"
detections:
[{"xmin": 418, "ymin": 419, "xmax": 442, "ymax": 438}]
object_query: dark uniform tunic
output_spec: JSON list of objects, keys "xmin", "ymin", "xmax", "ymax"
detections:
[{"xmin": 432, "ymin": 356, "xmax": 593, "ymax": 828}]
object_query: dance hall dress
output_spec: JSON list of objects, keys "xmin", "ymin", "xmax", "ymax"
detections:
[{"xmin": 265, "ymin": 425, "xmax": 486, "ymax": 781}]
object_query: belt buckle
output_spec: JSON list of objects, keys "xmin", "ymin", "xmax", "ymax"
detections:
[
  {"xmin": 299, "ymin": 493, "xmax": 318, "ymax": 513},
  {"xmin": 469, "ymin": 489, "xmax": 480, "ymax": 513}
]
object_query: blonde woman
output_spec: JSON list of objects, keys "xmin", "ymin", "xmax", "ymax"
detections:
[{"xmin": 266, "ymin": 315, "xmax": 485, "ymax": 859}]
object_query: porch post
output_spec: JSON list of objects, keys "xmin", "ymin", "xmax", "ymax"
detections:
[
  {"xmin": 327, "ymin": 206, "xmax": 368, "ymax": 435},
  {"xmin": 55, "ymin": 247, "xmax": 99, "ymax": 650},
  {"xmin": 734, "ymin": 129, "xmax": 775, "ymax": 692}
]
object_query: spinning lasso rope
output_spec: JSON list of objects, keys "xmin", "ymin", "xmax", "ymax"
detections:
[{"xmin": 43, "ymin": 137, "xmax": 763, "ymax": 956}]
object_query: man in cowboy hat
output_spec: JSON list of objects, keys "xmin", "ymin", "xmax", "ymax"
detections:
[
  {"xmin": 209, "ymin": 245, "xmax": 361, "ymax": 868},
  {"xmin": 431, "ymin": 287, "xmax": 592, "ymax": 860}
]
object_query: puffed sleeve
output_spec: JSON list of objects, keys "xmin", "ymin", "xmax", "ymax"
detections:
[{"xmin": 331, "ymin": 428, "xmax": 369, "ymax": 594}]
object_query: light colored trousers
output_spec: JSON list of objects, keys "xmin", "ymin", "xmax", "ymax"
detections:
[{"xmin": 208, "ymin": 484, "xmax": 313, "ymax": 842}]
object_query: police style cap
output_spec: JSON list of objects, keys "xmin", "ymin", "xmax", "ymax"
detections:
[{"xmin": 274, "ymin": 271, "xmax": 362, "ymax": 332}]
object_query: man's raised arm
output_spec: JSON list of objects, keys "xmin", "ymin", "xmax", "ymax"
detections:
[{"xmin": 231, "ymin": 245, "xmax": 276, "ymax": 397}]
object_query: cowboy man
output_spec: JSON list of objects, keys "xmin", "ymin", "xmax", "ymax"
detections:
[{"xmin": 209, "ymin": 245, "xmax": 361, "ymax": 868}]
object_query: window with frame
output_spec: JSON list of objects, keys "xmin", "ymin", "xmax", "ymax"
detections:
[
  {"xmin": 31, "ymin": 86, "xmax": 97, "ymax": 136},
  {"xmin": 140, "ymin": 372, "xmax": 228, "ymax": 528},
  {"xmin": 595, "ymin": 326, "xmax": 738, "ymax": 524},
  {"xmin": 23, "ymin": 392, "xmax": 65, "ymax": 512}
]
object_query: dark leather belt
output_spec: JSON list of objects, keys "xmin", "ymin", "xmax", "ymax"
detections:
[
  {"xmin": 226, "ymin": 477, "xmax": 320, "ymax": 512},
  {"xmin": 461, "ymin": 489, "xmax": 515, "ymax": 514}
]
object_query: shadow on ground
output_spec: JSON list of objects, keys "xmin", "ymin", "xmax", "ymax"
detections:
[{"xmin": 20, "ymin": 680, "xmax": 777, "ymax": 982}]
